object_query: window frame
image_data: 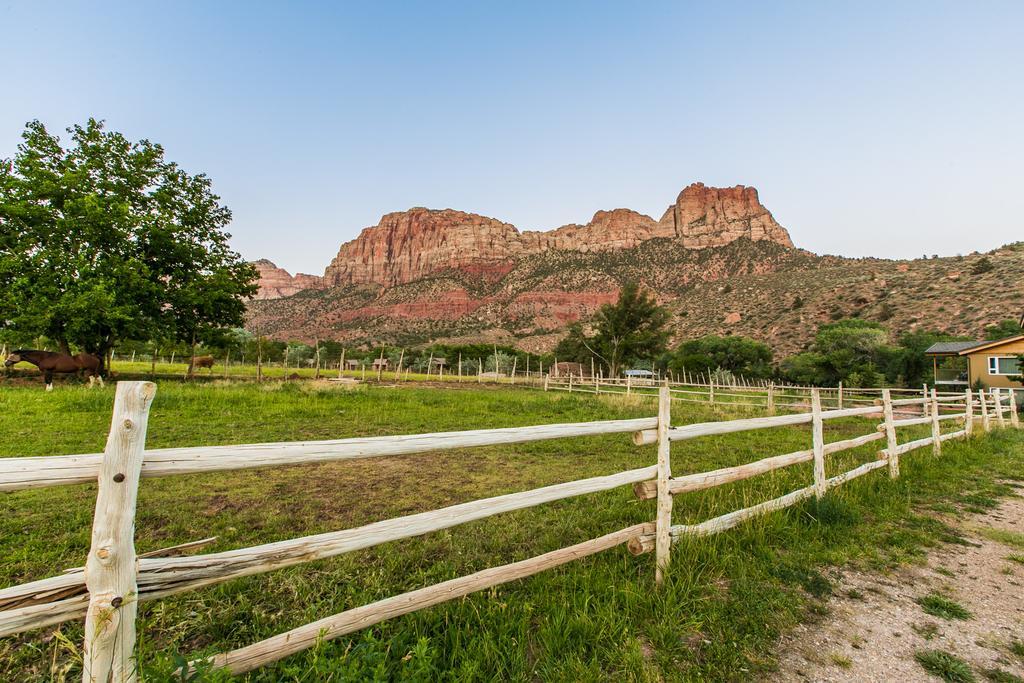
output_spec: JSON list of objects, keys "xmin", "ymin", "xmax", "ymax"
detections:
[{"xmin": 987, "ymin": 355, "xmax": 1021, "ymax": 376}]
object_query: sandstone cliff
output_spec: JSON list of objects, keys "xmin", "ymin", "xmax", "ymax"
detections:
[
  {"xmin": 252, "ymin": 260, "xmax": 323, "ymax": 300},
  {"xmin": 658, "ymin": 183, "xmax": 793, "ymax": 249},
  {"xmin": 323, "ymin": 209, "xmax": 521, "ymax": 288},
  {"xmin": 277, "ymin": 182, "xmax": 793, "ymax": 293}
]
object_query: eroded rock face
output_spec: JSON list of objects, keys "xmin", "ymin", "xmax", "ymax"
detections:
[
  {"xmin": 252, "ymin": 260, "xmax": 323, "ymax": 300},
  {"xmin": 324, "ymin": 209, "xmax": 522, "ymax": 288},
  {"xmin": 260, "ymin": 182, "xmax": 794, "ymax": 293},
  {"xmin": 521, "ymin": 209, "xmax": 668, "ymax": 252},
  {"xmin": 658, "ymin": 183, "xmax": 793, "ymax": 249}
]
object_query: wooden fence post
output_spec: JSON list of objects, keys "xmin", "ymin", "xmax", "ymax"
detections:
[
  {"xmin": 993, "ymin": 388, "xmax": 1006, "ymax": 429},
  {"xmin": 544, "ymin": 374, "xmax": 549, "ymax": 391},
  {"xmin": 930, "ymin": 388, "xmax": 941, "ymax": 456},
  {"xmin": 569, "ymin": 374, "xmax": 574, "ymax": 392},
  {"xmin": 980, "ymin": 388, "xmax": 990, "ymax": 431},
  {"xmin": 767, "ymin": 382, "xmax": 776, "ymax": 415},
  {"xmin": 964, "ymin": 388, "xmax": 974, "ymax": 437},
  {"xmin": 709, "ymin": 379, "xmax": 715, "ymax": 405},
  {"xmin": 811, "ymin": 389, "xmax": 826, "ymax": 498},
  {"xmin": 655, "ymin": 385, "xmax": 672, "ymax": 585},
  {"xmin": 922, "ymin": 383, "xmax": 928, "ymax": 416},
  {"xmin": 882, "ymin": 389, "xmax": 899, "ymax": 479},
  {"xmin": 626, "ymin": 375, "xmax": 632, "ymax": 395},
  {"xmin": 837, "ymin": 381, "xmax": 844, "ymax": 410},
  {"xmin": 1010, "ymin": 390, "xmax": 1020, "ymax": 429},
  {"xmin": 82, "ymin": 381, "xmax": 157, "ymax": 683}
]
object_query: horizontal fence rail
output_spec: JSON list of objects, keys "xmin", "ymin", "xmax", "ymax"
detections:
[
  {"xmin": 1, "ymin": 382, "xmax": 1018, "ymax": 680},
  {"xmin": 0, "ymin": 418, "xmax": 657, "ymax": 493}
]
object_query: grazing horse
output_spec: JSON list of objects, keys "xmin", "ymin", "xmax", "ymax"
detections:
[
  {"xmin": 4, "ymin": 349, "xmax": 103, "ymax": 391},
  {"xmin": 188, "ymin": 355, "xmax": 215, "ymax": 375}
]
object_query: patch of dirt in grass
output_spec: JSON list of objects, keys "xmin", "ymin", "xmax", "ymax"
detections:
[{"xmin": 771, "ymin": 491, "xmax": 1024, "ymax": 681}]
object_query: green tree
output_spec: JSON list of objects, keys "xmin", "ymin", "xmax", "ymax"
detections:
[
  {"xmin": 0, "ymin": 119, "xmax": 257, "ymax": 370},
  {"xmin": 668, "ymin": 335, "xmax": 773, "ymax": 379},
  {"xmin": 779, "ymin": 351, "xmax": 830, "ymax": 386},
  {"xmin": 553, "ymin": 322, "xmax": 592, "ymax": 366},
  {"xmin": 984, "ymin": 319, "xmax": 1023, "ymax": 341},
  {"xmin": 780, "ymin": 319, "xmax": 898, "ymax": 386},
  {"xmin": 812, "ymin": 319, "xmax": 891, "ymax": 384},
  {"xmin": 887, "ymin": 329, "xmax": 966, "ymax": 387},
  {"xmin": 554, "ymin": 283, "xmax": 669, "ymax": 377}
]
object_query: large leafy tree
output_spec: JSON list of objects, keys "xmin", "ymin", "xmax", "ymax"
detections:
[
  {"xmin": 779, "ymin": 318, "xmax": 895, "ymax": 387},
  {"xmin": 554, "ymin": 283, "xmax": 670, "ymax": 377},
  {"xmin": 668, "ymin": 335, "xmax": 773, "ymax": 379},
  {"xmin": 0, "ymin": 119, "xmax": 257, "ymax": 370}
]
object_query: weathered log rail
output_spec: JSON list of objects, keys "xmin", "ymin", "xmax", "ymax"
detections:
[{"xmin": 1, "ymin": 382, "xmax": 1017, "ymax": 680}]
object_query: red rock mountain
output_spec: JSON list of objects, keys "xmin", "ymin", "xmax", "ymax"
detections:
[
  {"xmin": 291, "ymin": 182, "xmax": 792, "ymax": 291},
  {"xmin": 248, "ymin": 182, "xmax": 1022, "ymax": 354}
]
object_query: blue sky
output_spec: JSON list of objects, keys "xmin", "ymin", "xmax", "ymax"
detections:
[{"xmin": 3, "ymin": 1, "xmax": 1022, "ymax": 274}]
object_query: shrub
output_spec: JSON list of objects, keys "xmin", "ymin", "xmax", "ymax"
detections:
[{"xmin": 972, "ymin": 258, "xmax": 995, "ymax": 275}]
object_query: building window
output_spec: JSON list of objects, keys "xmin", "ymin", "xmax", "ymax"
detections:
[{"xmin": 987, "ymin": 356, "xmax": 1021, "ymax": 375}]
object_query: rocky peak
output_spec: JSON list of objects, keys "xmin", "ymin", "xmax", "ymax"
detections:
[
  {"xmin": 658, "ymin": 183, "xmax": 793, "ymax": 248},
  {"xmin": 252, "ymin": 260, "xmax": 323, "ymax": 300}
]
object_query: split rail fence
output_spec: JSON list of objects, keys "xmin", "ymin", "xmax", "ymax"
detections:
[
  {"xmin": 542, "ymin": 374, "xmax": 1005, "ymax": 415},
  {"xmin": 0, "ymin": 382, "xmax": 1018, "ymax": 680}
]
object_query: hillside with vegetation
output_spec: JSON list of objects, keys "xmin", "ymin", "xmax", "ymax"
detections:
[{"xmin": 248, "ymin": 239, "xmax": 1024, "ymax": 359}]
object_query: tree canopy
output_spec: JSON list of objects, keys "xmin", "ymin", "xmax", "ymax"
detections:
[
  {"xmin": 0, "ymin": 119, "xmax": 257, "ymax": 368},
  {"xmin": 667, "ymin": 335, "xmax": 773, "ymax": 380},
  {"xmin": 554, "ymin": 283, "xmax": 670, "ymax": 376},
  {"xmin": 984, "ymin": 319, "xmax": 1023, "ymax": 341},
  {"xmin": 780, "ymin": 319, "xmax": 890, "ymax": 387}
]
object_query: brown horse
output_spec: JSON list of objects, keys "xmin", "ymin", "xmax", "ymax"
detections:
[
  {"xmin": 188, "ymin": 355, "xmax": 215, "ymax": 375},
  {"xmin": 4, "ymin": 349, "xmax": 103, "ymax": 390}
]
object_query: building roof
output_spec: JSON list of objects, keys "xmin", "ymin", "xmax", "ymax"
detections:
[
  {"xmin": 924, "ymin": 341, "xmax": 987, "ymax": 355},
  {"xmin": 925, "ymin": 334, "xmax": 1024, "ymax": 356},
  {"xmin": 951, "ymin": 333, "xmax": 1024, "ymax": 355}
]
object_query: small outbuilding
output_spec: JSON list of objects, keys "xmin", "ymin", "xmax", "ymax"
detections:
[
  {"xmin": 551, "ymin": 362, "xmax": 587, "ymax": 378},
  {"xmin": 371, "ymin": 358, "xmax": 389, "ymax": 370},
  {"xmin": 924, "ymin": 334, "xmax": 1023, "ymax": 400}
]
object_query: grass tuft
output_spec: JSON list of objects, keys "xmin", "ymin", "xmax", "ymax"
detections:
[
  {"xmin": 912, "ymin": 622, "xmax": 941, "ymax": 640},
  {"xmin": 914, "ymin": 649, "xmax": 976, "ymax": 682},
  {"xmin": 978, "ymin": 528, "xmax": 1024, "ymax": 549},
  {"xmin": 916, "ymin": 593, "xmax": 973, "ymax": 621}
]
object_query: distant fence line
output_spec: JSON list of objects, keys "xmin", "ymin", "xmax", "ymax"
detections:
[
  {"xmin": 93, "ymin": 352, "xmax": 1023, "ymax": 409},
  {"xmin": 0, "ymin": 380, "xmax": 1018, "ymax": 679}
]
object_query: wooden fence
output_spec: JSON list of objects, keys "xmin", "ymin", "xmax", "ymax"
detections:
[
  {"xmin": 0, "ymin": 382, "xmax": 1018, "ymax": 680},
  {"xmin": 542, "ymin": 374, "xmax": 994, "ymax": 414}
]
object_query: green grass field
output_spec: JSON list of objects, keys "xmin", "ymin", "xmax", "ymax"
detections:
[{"xmin": 1, "ymin": 380, "xmax": 1021, "ymax": 681}]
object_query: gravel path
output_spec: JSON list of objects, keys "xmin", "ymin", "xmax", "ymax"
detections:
[{"xmin": 772, "ymin": 489, "xmax": 1024, "ymax": 682}]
